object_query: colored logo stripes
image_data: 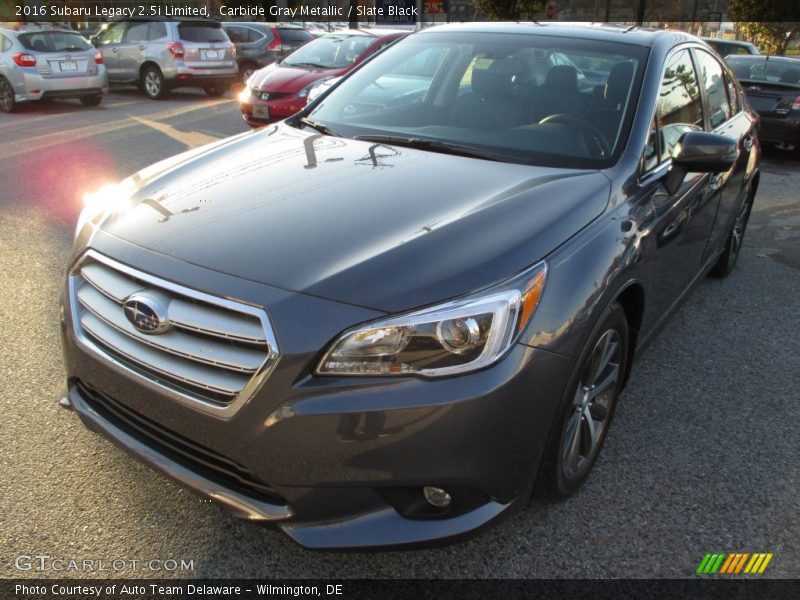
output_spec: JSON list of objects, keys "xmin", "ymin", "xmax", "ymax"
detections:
[{"xmin": 696, "ymin": 552, "xmax": 773, "ymax": 574}]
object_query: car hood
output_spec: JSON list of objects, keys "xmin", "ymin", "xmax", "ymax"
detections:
[
  {"xmin": 249, "ymin": 62, "xmax": 343, "ymax": 92},
  {"xmin": 98, "ymin": 125, "xmax": 611, "ymax": 313}
]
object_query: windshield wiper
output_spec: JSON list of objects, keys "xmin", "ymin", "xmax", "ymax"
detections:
[
  {"xmin": 299, "ymin": 117, "xmax": 338, "ymax": 137},
  {"xmin": 287, "ymin": 62, "xmax": 329, "ymax": 69},
  {"xmin": 352, "ymin": 135, "xmax": 516, "ymax": 163}
]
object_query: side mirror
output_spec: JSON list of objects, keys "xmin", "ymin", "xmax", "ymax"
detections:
[{"xmin": 664, "ymin": 131, "xmax": 738, "ymax": 195}]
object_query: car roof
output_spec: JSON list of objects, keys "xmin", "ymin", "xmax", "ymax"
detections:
[
  {"xmin": 0, "ymin": 23, "xmax": 77, "ymax": 35},
  {"xmin": 418, "ymin": 22, "xmax": 694, "ymax": 47},
  {"xmin": 322, "ymin": 28, "xmax": 407, "ymax": 39}
]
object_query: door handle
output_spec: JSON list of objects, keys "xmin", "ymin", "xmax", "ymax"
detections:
[
  {"xmin": 709, "ymin": 174, "xmax": 724, "ymax": 191},
  {"xmin": 139, "ymin": 45, "xmax": 146, "ymax": 51}
]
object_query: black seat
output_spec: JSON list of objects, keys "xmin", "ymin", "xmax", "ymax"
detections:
[
  {"xmin": 584, "ymin": 61, "xmax": 635, "ymax": 147},
  {"xmin": 449, "ymin": 58, "xmax": 527, "ymax": 130},
  {"xmin": 535, "ymin": 65, "xmax": 581, "ymax": 121}
]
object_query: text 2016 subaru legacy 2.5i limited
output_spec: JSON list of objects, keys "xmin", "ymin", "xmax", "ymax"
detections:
[{"xmin": 61, "ymin": 23, "xmax": 759, "ymax": 549}]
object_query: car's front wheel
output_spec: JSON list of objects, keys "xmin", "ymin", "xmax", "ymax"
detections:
[
  {"xmin": 539, "ymin": 302, "xmax": 629, "ymax": 500},
  {"xmin": 709, "ymin": 187, "xmax": 755, "ymax": 278},
  {"xmin": 0, "ymin": 77, "xmax": 16, "ymax": 113},
  {"xmin": 141, "ymin": 66, "xmax": 166, "ymax": 100}
]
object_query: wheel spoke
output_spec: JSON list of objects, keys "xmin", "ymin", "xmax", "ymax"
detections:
[
  {"xmin": 583, "ymin": 405, "xmax": 597, "ymax": 447},
  {"xmin": 589, "ymin": 363, "xmax": 620, "ymax": 402}
]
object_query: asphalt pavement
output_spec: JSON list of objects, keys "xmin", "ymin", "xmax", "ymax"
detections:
[{"xmin": 1, "ymin": 89, "xmax": 798, "ymax": 579}]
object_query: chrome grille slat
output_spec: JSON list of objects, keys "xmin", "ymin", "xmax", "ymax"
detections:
[
  {"xmin": 81, "ymin": 262, "xmax": 143, "ymax": 303},
  {"xmin": 168, "ymin": 298, "xmax": 266, "ymax": 343},
  {"xmin": 68, "ymin": 251, "xmax": 281, "ymax": 417},
  {"xmin": 76, "ymin": 284, "xmax": 264, "ymax": 373},
  {"xmin": 80, "ymin": 312, "xmax": 247, "ymax": 396}
]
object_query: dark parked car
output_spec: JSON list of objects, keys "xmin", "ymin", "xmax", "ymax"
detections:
[
  {"xmin": 222, "ymin": 22, "xmax": 314, "ymax": 83},
  {"xmin": 63, "ymin": 23, "xmax": 759, "ymax": 549},
  {"xmin": 702, "ymin": 37, "xmax": 760, "ymax": 58},
  {"xmin": 726, "ymin": 54, "xmax": 800, "ymax": 150},
  {"xmin": 239, "ymin": 29, "xmax": 406, "ymax": 126}
]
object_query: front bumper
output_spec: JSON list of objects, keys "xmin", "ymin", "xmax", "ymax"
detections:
[
  {"xmin": 240, "ymin": 95, "xmax": 308, "ymax": 127},
  {"xmin": 12, "ymin": 67, "xmax": 108, "ymax": 103},
  {"xmin": 61, "ymin": 240, "xmax": 573, "ymax": 548}
]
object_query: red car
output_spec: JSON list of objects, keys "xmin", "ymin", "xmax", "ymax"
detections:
[{"xmin": 239, "ymin": 29, "xmax": 407, "ymax": 127}]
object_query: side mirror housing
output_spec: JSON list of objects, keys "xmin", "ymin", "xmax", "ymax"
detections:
[{"xmin": 664, "ymin": 131, "xmax": 738, "ymax": 195}]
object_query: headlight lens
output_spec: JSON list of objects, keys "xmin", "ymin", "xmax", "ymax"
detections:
[
  {"xmin": 74, "ymin": 180, "xmax": 134, "ymax": 241},
  {"xmin": 316, "ymin": 262, "xmax": 547, "ymax": 377}
]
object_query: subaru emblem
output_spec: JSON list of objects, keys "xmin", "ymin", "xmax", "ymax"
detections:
[{"xmin": 123, "ymin": 294, "xmax": 169, "ymax": 334}]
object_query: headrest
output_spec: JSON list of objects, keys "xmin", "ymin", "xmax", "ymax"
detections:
[
  {"xmin": 545, "ymin": 65, "xmax": 578, "ymax": 91},
  {"xmin": 605, "ymin": 61, "xmax": 634, "ymax": 107},
  {"xmin": 472, "ymin": 57, "xmax": 523, "ymax": 99}
]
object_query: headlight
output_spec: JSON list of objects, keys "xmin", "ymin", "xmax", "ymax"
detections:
[
  {"xmin": 316, "ymin": 262, "xmax": 547, "ymax": 377},
  {"xmin": 238, "ymin": 82, "xmax": 253, "ymax": 103},
  {"xmin": 74, "ymin": 180, "xmax": 134, "ymax": 240}
]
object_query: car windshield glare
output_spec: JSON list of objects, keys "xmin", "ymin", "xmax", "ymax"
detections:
[
  {"xmin": 283, "ymin": 34, "xmax": 374, "ymax": 69},
  {"xmin": 306, "ymin": 32, "xmax": 648, "ymax": 168}
]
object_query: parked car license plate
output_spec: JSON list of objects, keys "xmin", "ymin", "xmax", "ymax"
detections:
[
  {"xmin": 60, "ymin": 61, "xmax": 77, "ymax": 71},
  {"xmin": 252, "ymin": 106, "xmax": 269, "ymax": 119},
  {"xmin": 202, "ymin": 50, "xmax": 220, "ymax": 60}
]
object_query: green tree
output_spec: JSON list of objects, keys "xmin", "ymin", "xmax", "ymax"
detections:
[
  {"xmin": 474, "ymin": 0, "xmax": 545, "ymax": 20},
  {"xmin": 728, "ymin": 0, "xmax": 799, "ymax": 55}
]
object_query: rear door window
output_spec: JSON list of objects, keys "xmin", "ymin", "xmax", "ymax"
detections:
[
  {"xmin": 178, "ymin": 23, "xmax": 227, "ymax": 43},
  {"xmin": 124, "ymin": 22, "xmax": 150, "ymax": 43},
  {"xmin": 694, "ymin": 49, "xmax": 733, "ymax": 128},
  {"xmin": 225, "ymin": 26, "xmax": 249, "ymax": 44},
  {"xmin": 96, "ymin": 22, "xmax": 126, "ymax": 45},
  {"xmin": 148, "ymin": 22, "xmax": 168, "ymax": 41}
]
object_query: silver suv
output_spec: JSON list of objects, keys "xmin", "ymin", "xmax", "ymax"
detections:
[
  {"xmin": 93, "ymin": 19, "xmax": 237, "ymax": 99},
  {"xmin": 0, "ymin": 24, "xmax": 108, "ymax": 113}
]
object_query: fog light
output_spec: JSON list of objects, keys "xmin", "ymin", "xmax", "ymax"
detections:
[{"xmin": 423, "ymin": 486, "xmax": 451, "ymax": 508}]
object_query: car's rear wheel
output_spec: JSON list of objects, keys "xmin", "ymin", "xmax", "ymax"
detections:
[
  {"xmin": 204, "ymin": 85, "xmax": 228, "ymax": 97},
  {"xmin": 79, "ymin": 95, "xmax": 102, "ymax": 107},
  {"xmin": 141, "ymin": 66, "xmax": 166, "ymax": 100},
  {"xmin": 539, "ymin": 302, "xmax": 628, "ymax": 500},
  {"xmin": 709, "ymin": 187, "xmax": 755, "ymax": 278},
  {"xmin": 0, "ymin": 77, "xmax": 16, "ymax": 113}
]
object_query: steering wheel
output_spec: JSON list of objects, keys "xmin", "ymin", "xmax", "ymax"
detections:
[{"xmin": 539, "ymin": 114, "xmax": 611, "ymax": 158}]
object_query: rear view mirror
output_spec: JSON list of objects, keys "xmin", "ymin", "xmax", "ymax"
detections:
[{"xmin": 664, "ymin": 131, "xmax": 738, "ymax": 195}]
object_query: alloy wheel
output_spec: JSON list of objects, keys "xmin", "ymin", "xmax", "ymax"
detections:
[
  {"xmin": 144, "ymin": 70, "xmax": 161, "ymax": 98},
  {"xmin": 727, "ymin": 195, "xmax": 752, "ymax": 270},
  {"xmin": 560, "ymin": 329, "xmax": 622, "ymax": 481}
]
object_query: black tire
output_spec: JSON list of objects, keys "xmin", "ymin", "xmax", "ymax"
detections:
[
  {"xmin": 0, "ymin": 77, "xmax": 16, "ymax": 113},
  {"xmin": 203, "ymin": 85, "xmax": 228, "ymax": 97},
  {"xmin": 538, "ymin": 302, "xmax": 629, "ymax": 501},
  {"xmin": 141, "ymin": 66, "xmax": 166, "ymax": 100},
  {"xmin": 79, "ymin": 95, "xmax": 102, "ymax": 107},
  {"xmin": 709, "ymin": 186, "xmax": 755, "ymax": 278},
  {"xmin": 240, "ymin": 64, "xmax": 257, "ymax": 84}
]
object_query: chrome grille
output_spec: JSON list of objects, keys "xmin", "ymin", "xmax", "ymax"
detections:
[{"xmin": 68, "ymin": 251, "xmax": 280, "ymax": 418}]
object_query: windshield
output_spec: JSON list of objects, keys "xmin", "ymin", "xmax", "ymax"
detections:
[
  {"xmin": 306, "ymin": 32, "xmax": 647, "ymax": 168},
  {"xmin": 283, "ymin": 34, "xmax": 374, "ymax": 69},
  {"xmin": 19, "ymin": 31, "xmax": 92, "ymax": 53},
  {"xmin": 727, "ymin": 56, "xmax": 800, "ymax": 88}
]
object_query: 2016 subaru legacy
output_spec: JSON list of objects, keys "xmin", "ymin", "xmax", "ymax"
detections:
[{"xmin": 61, "ymin": 23, "xmax": 759, "ymax": 549}]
